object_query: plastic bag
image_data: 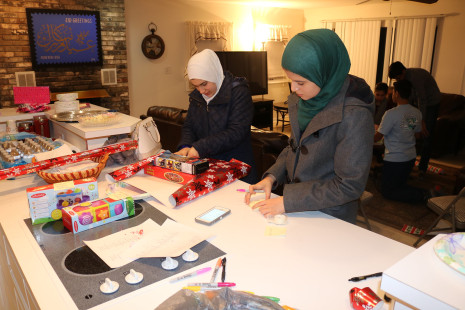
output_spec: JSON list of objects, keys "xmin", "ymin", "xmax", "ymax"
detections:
[{"xmin": 155, "ymin": 288, "xmax": 284, "ymax": 310}]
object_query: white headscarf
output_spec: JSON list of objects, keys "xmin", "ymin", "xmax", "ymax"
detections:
[{"xmin": 187, "ymin": 49, "xmax": 224, "ymax": 103}]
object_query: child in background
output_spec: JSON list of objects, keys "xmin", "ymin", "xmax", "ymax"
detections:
[{"xmin": 375, "ymin": 79, "xmax": 430, "ymax": 203}]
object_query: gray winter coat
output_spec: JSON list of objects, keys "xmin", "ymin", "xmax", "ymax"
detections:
[{"xmin": 266, "ymin": 75, "xmax": 375, "ymax": 223}]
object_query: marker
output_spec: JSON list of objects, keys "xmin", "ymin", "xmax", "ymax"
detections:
[
  {"xmin": 169, "ymin": 267, "xmax": 211, "ymax": 283},
  {"xmin": 348, "ymin": 272, "xmax": 383, "ymax": 282},
  {"xmin": 210, "ymin": 258, "xmax": 223, "ymax": 282},
  {"xmin": 221, "ymin": 257, "xmax": 227, "ymax": 282},
  {"xmin": 262, "ymin": 296, "xmax": 280, "ymax": 302},
  {"xmin": 187, "ymin": 282, "xmax": 236, "ymax": 288},
  {"xmin": 237, "ymin": 189, "xmax": 265, "ymax": 193}
]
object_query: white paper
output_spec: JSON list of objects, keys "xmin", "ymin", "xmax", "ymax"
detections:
[
  {"xmin": 84, "ymin": 219, "xmax": 210, "ymax": 268},
  {"xmin": 124, "ymin": 174, "xmax": 182, "ymax": 208}
]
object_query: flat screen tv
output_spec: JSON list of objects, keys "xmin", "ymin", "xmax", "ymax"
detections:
[{"xmin": 215, "ymin": 51, "xmax": 268, "ymax": 96}]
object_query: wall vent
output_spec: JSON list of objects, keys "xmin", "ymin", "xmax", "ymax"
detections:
[
  {"xmin": 101, "ymin": 68, "xmax": 117, "ymax": 85},
  {"xmin": 15, "ymin": 71, "xmax": 36, "ymax": 87}
]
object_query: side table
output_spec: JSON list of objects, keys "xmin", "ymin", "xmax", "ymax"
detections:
[{"xmin": 273, "ymin": 102, "xmax": 290, "ymax": 132}]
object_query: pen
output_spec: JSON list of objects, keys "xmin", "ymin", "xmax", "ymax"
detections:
[
  {"xmin": 348, "ymin": 272, "xmax": 383, "ymax": 282},
  {"xmin": 169, "ymin": 267, "xmax": 211, "ymax": 283},
  {"xmin": 187, "ymin": 282, "xmax": 236, "ymax": 288},
  {"xmin": 237, "ymin": 189, "xmax": 265, "ymax": 193},
  {"xmin": 221, "ymin": 257, "xmax": 227, "ymax": 282},
  {"xmin": 210, "ymin": 258, "xmax": 223, "ymax": 282}
]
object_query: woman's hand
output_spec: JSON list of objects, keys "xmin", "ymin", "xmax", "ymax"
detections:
[
  {"xmin": 187, "ymin": 147, "xmax": 199, "ymax": 158},
  {"xmin": 252, "ymin": 197, "xmax": 285, "ymax": 217},
  {"xmin": 175, "ymin": 147, "xmax": 190, "ymax": 156},
  {"xmin": 244, "ymin": 175, "xmax": 274, "ymax": 204}
]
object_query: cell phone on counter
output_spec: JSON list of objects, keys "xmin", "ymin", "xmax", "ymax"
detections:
[{"xmin": 195, "ymin": 206, "xmax": 231, "ymax": 225}]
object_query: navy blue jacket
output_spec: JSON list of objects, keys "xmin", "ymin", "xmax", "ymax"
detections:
[{"xmin": 178, "ymin": 71, "xmax": 258, "ymax": 183}]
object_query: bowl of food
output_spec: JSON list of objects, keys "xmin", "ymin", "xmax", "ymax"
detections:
[{"xmin": 77, "ymin": 111, "xmax": 121, "ymax": 127}]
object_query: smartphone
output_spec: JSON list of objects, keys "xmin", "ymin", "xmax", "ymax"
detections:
[{"xmin": 195, "ymin": 206, "xmax": 231, "ymax": 225}]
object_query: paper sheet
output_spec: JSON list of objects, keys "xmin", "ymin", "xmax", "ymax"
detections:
[
  {"xmin": 123, "ymin": 174, "xmax": 182, "ymax": 208},
  {"xmin": 84, "ymin": 219, "xmax": 211, "ymax": 268}
]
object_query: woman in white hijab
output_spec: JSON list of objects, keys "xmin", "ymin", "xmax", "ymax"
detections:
[{"xmin": 176, "ymin": 49, "xmax": 257, "ymax": 183}]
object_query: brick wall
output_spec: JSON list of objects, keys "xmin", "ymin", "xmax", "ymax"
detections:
[{"xmin": 0, "ymin": 0, "xmax": 130, "ymax": 114}]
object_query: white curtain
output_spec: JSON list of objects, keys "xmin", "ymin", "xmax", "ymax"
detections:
[
  {"xmin": 325, "ymin": 17, "xmax": 439, "ymax": 88},
  {"xmin": 332, "ymin": 20, "xmax": 381, "ymax": 89},
  {"xmin": 186, "ymin": 21, "xmax": 232, "ymax": 56},
  {"xmin": 391, "ymin": 17, "xmax": 437, "ymax": 71}
]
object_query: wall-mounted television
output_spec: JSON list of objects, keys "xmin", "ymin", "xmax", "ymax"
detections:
[{"xmin": 215, "ymin": 51, "xmax": 268, "ymax": 96}]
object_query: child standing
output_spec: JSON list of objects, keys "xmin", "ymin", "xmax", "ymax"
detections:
[{"xmin": 375, "ymin": 79, "xmax": 428, "ymax": 203}]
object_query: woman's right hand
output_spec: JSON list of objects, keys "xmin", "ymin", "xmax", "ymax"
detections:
[
  {"xmin": 175, "ymin": 147, "xmax": 190, "ymax": 156},
  {"xmin": 244, "ymin": 175, "xmax": 274, "ymax": 204}
]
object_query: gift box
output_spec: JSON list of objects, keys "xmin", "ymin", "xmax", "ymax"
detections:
[
  {"xmin": 62, "ymin": 197, "xmax": 135, "ymax": 233},
  {"xmin": 169, "ymin": 158, "xmax": 250, "ymax": 207},
  {"xmin": 144, "ymin": 164, "xmax": 196, "ymax": 185},
  {"xmin": 27, "ymin": 178, "xmax": 99, "ymax": 225},
  {"xmin": 155, "ymin": 151, "xmax": 209, "ymax": 175}
]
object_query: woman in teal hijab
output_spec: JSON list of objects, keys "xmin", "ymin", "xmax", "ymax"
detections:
[
  {"xmin": 245, "ymin": 29, "xmax": 375, "ymax": 224},
  {"xmin": 282, "ymin": 29, "xmax": 351, "ymax": 132}
]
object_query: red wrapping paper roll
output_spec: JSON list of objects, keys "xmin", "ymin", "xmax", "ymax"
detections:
[
  {"xmin": 106, "ymin": 151, "xmax": 164, "ymax": 182},
  {"xmin": 168, "ymin": 159, "xmax": 250, "ymax": 207},
  {"xmin": 0, "ymin": 140, "xmax": 138, "ymax": 181}
]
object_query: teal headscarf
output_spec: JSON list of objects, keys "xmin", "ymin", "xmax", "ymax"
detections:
[{"xmin": 282, "ymin": 29, "xmax": 351, "ymax": 132}]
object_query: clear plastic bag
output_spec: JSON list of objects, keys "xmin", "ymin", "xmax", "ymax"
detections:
[{"xmin": 156, "ymin": 288, "xmax": 285, "ymax": 310}]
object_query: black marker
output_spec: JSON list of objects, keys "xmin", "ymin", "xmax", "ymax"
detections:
[
  {"xmin": 221, "ymin": 257, "xmax": 227, "ymax": 282},
  {"xmin": 348, "ymin": 272, "xmax": 382, "ymax": 282}
]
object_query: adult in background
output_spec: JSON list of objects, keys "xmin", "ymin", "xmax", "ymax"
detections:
[
  {"xmin": 245, "ymin": 29, "xmax": 374, "ymax": 224},
  {"xmin": 176, "ymin": 49, "xmax": 258, "ymax": 184},
  {"xmin": 388, "ymin": 61, "xmax": 441, "ymax": 177}
]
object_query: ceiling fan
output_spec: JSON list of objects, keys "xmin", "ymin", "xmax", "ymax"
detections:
[{"xmin": 357, "ymin": 0, "xmax": 438, "ymax": 5}]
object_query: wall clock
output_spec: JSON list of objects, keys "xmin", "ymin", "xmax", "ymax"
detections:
[{"xmin": 141, "ymin": 23, "xmax": 165, "ymax": 59}]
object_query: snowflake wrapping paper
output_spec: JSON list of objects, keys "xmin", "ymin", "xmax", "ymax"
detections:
[{"xmin": 168, "ymin": 158, "xmax": 250, "ymax": 207}]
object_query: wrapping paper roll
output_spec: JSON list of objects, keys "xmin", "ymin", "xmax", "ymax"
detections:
[
  {"xmin": 0, "ymin": 140, "xmax": 138, "ymax": 181},
  {"xmin": 168, "ymin": 159, "xmax": 250, "ymax": 207},
  {"xmin": 105, "ymin": 151, "xmax": 164, "ymax": 182}
]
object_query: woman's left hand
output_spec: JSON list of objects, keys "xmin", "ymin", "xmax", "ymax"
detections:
[
  {"xmin": 251, "ymin": 197, "xmax": 285, "ymax": 217},
  {"xmin": 187, "ymin": 147, "xmax": 199, "ymax": 158}
]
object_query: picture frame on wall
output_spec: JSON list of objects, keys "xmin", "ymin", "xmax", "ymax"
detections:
[{"xmin": 26, "ymin": 8, "xmax": 103, "ymax": 69}]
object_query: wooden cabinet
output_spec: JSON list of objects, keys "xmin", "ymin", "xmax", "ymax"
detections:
[
  {"xmin": 252, "ymin": 98, "xmax": 273, "ymax": 130},
  {"xmin": 0, "ymin": 225, "xmax": 40, "ymax": 310}
]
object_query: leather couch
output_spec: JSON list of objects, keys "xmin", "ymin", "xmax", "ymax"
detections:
[{"xmin": 141, "ymin": 106, "xmax": 289, "ymax": 188}]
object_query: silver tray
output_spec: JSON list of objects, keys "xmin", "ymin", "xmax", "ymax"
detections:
[{"xmin": 49, "ymin": 110, "xmax": 104, "ymax": 122}]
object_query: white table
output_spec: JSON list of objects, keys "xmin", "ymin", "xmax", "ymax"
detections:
[
  {"xmin": 46, "ymin": 105, "xmax": 140, "ymax": 150},
  {"xmin": 0, "ymin": 170, "xmax": 414, "ymax": 310},
  {"xmin": 381, "ymin": 234, "xmax": 465, "ymax": 310}
]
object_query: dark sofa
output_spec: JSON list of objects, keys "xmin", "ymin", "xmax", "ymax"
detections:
[
  {"xmin": 429, "ymin": 92, "xmax": 465, "ymax": 158},
  {"xmin": 141, "ymin": 105, "xmax": 289, "ymax": 181}
]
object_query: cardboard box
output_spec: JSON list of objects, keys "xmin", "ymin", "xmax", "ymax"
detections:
[
  {"xmin": 27, "ymin": 178, "xmax": 99, "ymax": 225},
  {"xmin": 144, "ymin": 164, "xmax": 196, "ymax": 185},
  {"xmin": 155, "ymin": 151, "xmax": 209, "ymax": 175},
  {"xmin": 61, "ymin": 197, "xmax": 134, "ymax": 233}
]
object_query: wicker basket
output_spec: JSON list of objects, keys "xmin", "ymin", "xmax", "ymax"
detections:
[{"xmin": 36, "ymin": 153, "xmax": 109, "ymax": 184}]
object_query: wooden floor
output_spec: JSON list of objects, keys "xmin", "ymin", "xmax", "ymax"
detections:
[{"xmin": 270, "ymin": 111, "xmax": 464, "ymax": 248}]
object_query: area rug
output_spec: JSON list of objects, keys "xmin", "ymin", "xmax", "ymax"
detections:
[{"xmin": 361, "ymin": 177, "xmax": 439, "ymax": 233}]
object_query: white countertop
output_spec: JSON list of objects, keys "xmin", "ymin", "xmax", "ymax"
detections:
[
  {"xmin": 0, "ymin": 169, "xmax": 414, "ymax": 310},
  {"xmin": 0, "ymin": 107, "xmax": 46, "ymax": 122},
  {"xmin": 381, "ymin": 234, "xmax": 465, "ymax": 310},
  {"xmin": 46, "ymin": 105, "xmax": 140, "ymax": 139}
]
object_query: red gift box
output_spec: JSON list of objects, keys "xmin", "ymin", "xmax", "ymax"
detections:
[{"xmin": 144, "ymin": 164, "xmax": 196, "ymax": 185}]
